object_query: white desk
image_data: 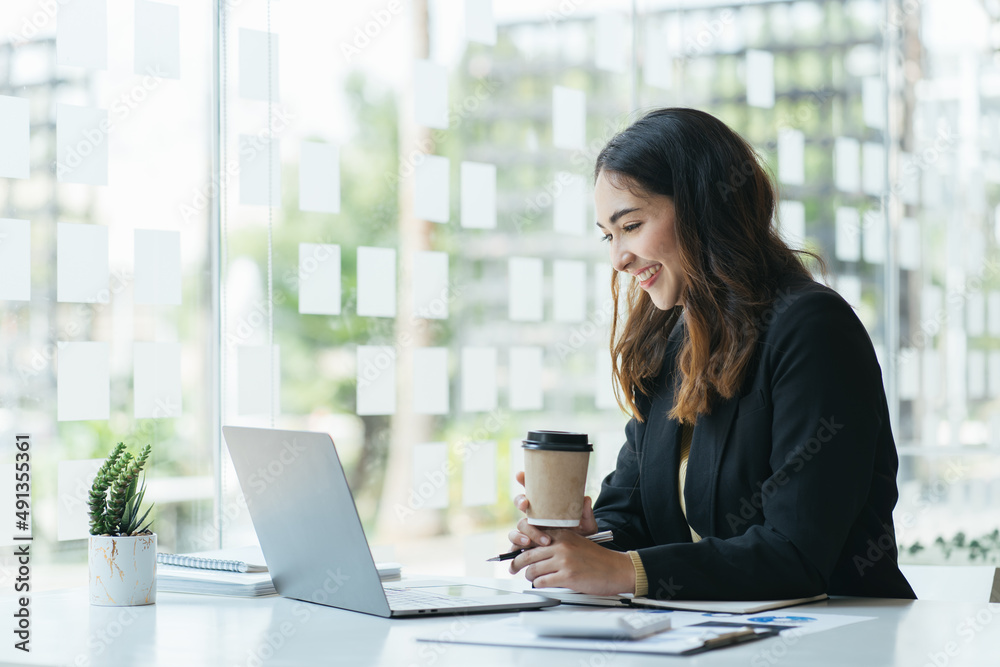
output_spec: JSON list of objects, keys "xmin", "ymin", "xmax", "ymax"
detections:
[{"xmin": 3, "ymin": 582, "xmax": 1000, "ymax": 666}]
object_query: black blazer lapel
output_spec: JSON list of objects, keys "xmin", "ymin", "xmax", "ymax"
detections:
[{"xmin": 684, "ymin": 395, "xmax": 738, "ymax": 538}]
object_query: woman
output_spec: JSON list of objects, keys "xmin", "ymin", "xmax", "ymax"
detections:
[{"xmin": 509, "ymin": 108, "xmax": 916, "ymax": 600}]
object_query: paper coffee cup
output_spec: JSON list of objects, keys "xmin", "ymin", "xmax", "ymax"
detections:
[{"xmin": 522, "ymin": 431, "xmax": 593, "ymax": 527}]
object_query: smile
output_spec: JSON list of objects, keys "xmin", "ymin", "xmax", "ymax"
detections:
[{"xmin": 635, "ymin": 264, "xmax": 661, "ymax": 287}]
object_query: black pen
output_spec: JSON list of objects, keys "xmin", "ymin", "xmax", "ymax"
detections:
[{"xmin": 486, "ymin": 530, "xmax": 613, "ymax": 561}]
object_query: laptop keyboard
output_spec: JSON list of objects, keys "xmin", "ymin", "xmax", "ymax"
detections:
[{"xmin": 383, "ymin": 587, "xmax": 482, "ymax": 610}]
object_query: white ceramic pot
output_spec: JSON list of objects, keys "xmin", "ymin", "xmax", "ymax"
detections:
[{"xmin": 88, "ymin": 533, "xmax": 157, "ymax": 606}]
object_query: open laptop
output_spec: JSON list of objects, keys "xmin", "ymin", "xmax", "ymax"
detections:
[{"xmin": 222, "ymin": 426, "xmax": 557, "ymax": 618}]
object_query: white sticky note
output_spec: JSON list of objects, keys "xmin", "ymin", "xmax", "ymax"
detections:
[
  {"xmin": 900, "ymin": 153, "xmax": 919, "ymax": 205},
  {"xmin": 778, "ymin": 200, "xmax": 806, "ymax": 250},
  {"xmin": 836, "ymin": 275, "xmax": 862, "ymax": 308},
  {"xmin": 897, "ymin": 350, "xmax": 919, "ymax": 401},
  {"xmin": 643, "ymin": 22, "xmax": 672, "ymax": 90},
  {"xmin": 239, "ymin": 28, "xmax": 279, "ymax": 101},
  {"xmin": 834, "ymin": 137, "xmax": 860, "ymax": 193},
  {"xmin": 57, "ymin": 104, "xmax": 109, "ymax": 185},
  {"xmin": 414, "ymin": 155, "xmax": 450, "ymax": 223},
  {"xmin": 509, "ymin": 438, "xmax": 525, "ymax": 500},
  {"xmin": 553, "ymin": 260, "xmax": 587, "ymax": 322},
  {"xmin": 299, "ymin": 142, "xmax": 340, "ymax": 213},
  {"xmin": 968, "ymin": 350, "xmax": 986, "ymax": 400},
  {"xmin": 58, "ymin": 341, "xmax": 110, "ymax": 421},
  {"xmin": 967, "ymin": 292, "xmax": 986, "ymax": 336},
  {"xmin": 465, "ymin": 0, "xmax": 496, "ymax": 45},
  {"xmin": 862, "ymin": 77, "xmax": 885, "ymax": 130},
  {"xmin": 553, "ymin": 172, "xmax": 587, "ymax": 236},
  {"xmin": 777, "ymin": 128, "xmax": 804, "ymax": 185},
  {"xmin": 462, "ymin": 347, "xmax": 497, "ymax": 412},
  {"xmin": 922, "ymin": 286, "xmax": 943, "ymax": 322},
  {"xmin": 595, "ymin": 12, "xmax": 628, "ymax": 73},
  {"xmin": 463, "ymin": 441, "xmax": 497, "ymax": 507},
  {"xmin": 413, "ymin": 347, "xmax": 449, "ymax": 415},
  {"xmin": 357, "ymin": 345, "xmax": 396, "ymax": 415},
  {"xmin": 239, "ymin": 135, "xmax": 281, "ymax": 207},
  {"xmin": 553, "ymin": 86, "xmax": 586, "ymax": 150},
  {"xmin": 134, "ymin": 342, "xmax": 182, "ymax": 418},
  {"xmin": 414, "ymin": 60, "xmax": 448, "ymax": 129},
  {"xmin": 509, "ymin": 346, "xmax": 543, "ymax": 411},
  {"xmin": 593, "ymin": 263, "xmax": 614, "ymax": 313},
  {"xmin": 412, "ymin": 443, "xmax": 449, "ymax": 510},
  {"xmin": 57, "ymin": 222, "xmax": 109, "ymax": 303},
  {"xmin": 58, "ymin": 459, "xmax": 104, "ymax": 541},
  {"xmin": 862, "ymin": 209, "xmax": 885, "ymax": 264},
  {"xmin": 135, "ymin": 0, "xmax": 180, "ymax": 79},
  {"xmin": 989, "ymin": 351, "xmax": 1000, "ymax": 398},
  {"xmin": 134, "ymin": 229, "xmax": 181, "ymax": 305},
  {"xmin": 923, "ymin": 348, "xmax": 940, "ymax": 402},
  {"xmin": 745, "ymin": 50, "xmax": 774, "ymax": 108},
  {"xmin": 0, "ymin": 96, "xmax": 29, "ymax": 179},
  {"xmin": 57, "ymin": 0, "xmax": 107, "ymax": 69},
  {"xmin": 237, "ymin": 345, "xmax": 280, "ymax": 416},
  {"xmin": 0, "ymin": 218, "xmax": 30, "ymax": 301},
  {"xmin": 834, "ymin": 207, "xmax": 861, "ymax": 262},
  {"xmin": 988, "ymin": 292, "xmax": 1000, "ymax": 336},
  {"xmin": 299, "ymin": 243, "xmax": 341, "ymax": 315},
  {"xmin": 899, "ymin": 218, "xmax": 920, "ymax": 271},
  {"xmin": 357, "ymin": 246, "xmax": 396, "ymax": 317},
  {"xmin": 508, "ymin": 257, "xmax": 543, "ymax": 321},
  {"xmin": 595, "ymin": 350, "xmax": 617, "ymax": 410},
  {"xmin": 862, "ymin": 142, "xmax": 886, "ymax": 196},
  {"xmin": 460, "ymin": 161, "xmax": 497, "ymax": 229},
  {"xmin": 413, "ymin": 250, "xmax": 449, "ymax": 319}
]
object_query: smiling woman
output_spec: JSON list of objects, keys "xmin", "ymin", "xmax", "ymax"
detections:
[{"xmin": 508, "ymin": 108, "xmax": 917, "ymax": 602}]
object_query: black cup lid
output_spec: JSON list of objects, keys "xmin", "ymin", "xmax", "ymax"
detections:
[{"xmin": 522, "ymin": 430, "xmax": 593, "ymax": 452}]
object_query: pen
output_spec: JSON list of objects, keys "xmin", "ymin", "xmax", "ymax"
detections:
[{"xmin": 486, "ymin": 530, "xmax": 614, "ymax": 561}]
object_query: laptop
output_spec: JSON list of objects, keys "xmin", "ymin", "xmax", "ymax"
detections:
[{"xmin": 222, "ymin": 426, "xmax": 558, "ymax": 618}]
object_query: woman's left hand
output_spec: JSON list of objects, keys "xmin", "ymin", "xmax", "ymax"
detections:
[{"xmin": 509, "ymin": 529, "xmax": 636, "ymax": 595}]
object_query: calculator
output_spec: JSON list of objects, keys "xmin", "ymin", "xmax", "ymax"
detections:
[{"xmin": 520, "ymin": 610, "xmax": 673, "ymax": 640}]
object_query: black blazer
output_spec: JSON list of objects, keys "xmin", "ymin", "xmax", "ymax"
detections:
[{"xmin": 593, "ymin": 275, "xmax": 916, "ymax": 600}]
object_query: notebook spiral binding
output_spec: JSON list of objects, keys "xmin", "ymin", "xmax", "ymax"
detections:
[{"xmin": 156, "ymin": 553, "xmax": 249, "ymax": 573}]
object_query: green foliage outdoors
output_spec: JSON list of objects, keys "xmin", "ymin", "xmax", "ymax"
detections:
[{"xmin": 88, "ymin": 443, "xmax": 154, "ymax": 537}]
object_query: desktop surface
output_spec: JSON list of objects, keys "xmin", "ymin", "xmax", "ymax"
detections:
[{"xmin": 3, "ymin": 578, "xmax": 999, "ymax": 666}]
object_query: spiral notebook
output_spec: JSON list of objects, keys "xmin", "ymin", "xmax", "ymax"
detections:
[{"xmin": 157, "ymin": 548, "xmax": 267, "ymax": 573}]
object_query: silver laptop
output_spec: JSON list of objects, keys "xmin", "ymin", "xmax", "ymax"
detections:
[{"xmin": 222, "ymin": 426, "xmax": 557, "ymax": 618}]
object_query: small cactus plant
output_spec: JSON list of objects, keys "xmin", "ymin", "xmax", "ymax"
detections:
[{"xmin": 88, "ymin": 443, "xmax": 154, "ymax": 536}]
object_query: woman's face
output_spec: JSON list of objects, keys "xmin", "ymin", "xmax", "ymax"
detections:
[{"xmin": 594, "ymin": 170, "xmax": 684, "ymax": 310}]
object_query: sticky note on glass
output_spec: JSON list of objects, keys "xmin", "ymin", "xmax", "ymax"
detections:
[
  {"xmin": 0, "ymin": 218, "xmax": 30, "ymax": 301},
  {"xmin": 413, "ymin": 347, "xmax": 449, "ymax": 415},
  {"xmin": 897, "ymin": 350, "xmax": 918, "ymax": 401},
  {"xmin": 553, "ymin": 260, "xmax": 586, "ymax": 322},
  {"xmin": 462, "ymin": 347, "xmax": 497, "ymax": 412},
  {"xmin": 57, "ymin": 0, "xmax": 107, "ymax": 69},
  {"xmin": 593, "ymin": 263, "xmax": 614, "ymax": 312},
  {"xmin": 508, "ymin": 257, "xmax": 543, "ymax": 321},
  {"xmin": 0, "ymin": 96, "xmax": 29, "ymax": 179},
  {"xmin": 412, "ymin": 443, "xmax": 449, "ymax": 509},
  {"xmin": 237, "ymin": 345, "xmax": 280, "ymax": 416},
  {"xmin": 134, "ymin": 229, "xmax": 181, "ymax": 305},
  {"xmin": 834, "ymin": 208, "xmax": 860, "ymax": 263},
  {"xmin": 745, "ymin": 50, "xmax": 774, "ymax": 108},
  {"xmin": 862, "ymin": 142, "xmax": 885, "ymax": 196},
  {"xmin": 553, "ymin": 86, "xmax": 586, "ymax": 150},
  {"xmin": 356, "ymin": 246, "xmax": 396, "ymax": 317},
  {"xmin": 57, "ymin": 104, "xmax": 109, "ymax": 185},
  {"xmin": 899, "ymin": 218, "xmax": 920, "ymax": 271},
  {"xmin": 462, "ymin": 441, "xmax": 497, "ymax": 507},
  {"xmin": 900, "ymin": 153, "xmax": 919, "ymax": 205},
  {"xmin": 461, "ymin": 161, "xmax": 496, "ymax": 229},
  {"xmin": 836, "ymin": 275, "xmax": 862, "ymax": 308},
  {"xmin": 644, "ymin": 22, "xmax": 672, "ymax": 90},
  {"xmin": 967, "ymin": 292, "xmax": 986, "ymax": 336},
  {"xmin": 778, "ymin": 200, "xmax": 806, "ymax": 250},
  {"xmin": 58, "ymin": 459, "xmax": 104, "ymax": 541},
  {"xmin": 968, "ymin": 350, "xmax": 986, "ymax": 400},
  {"xmin": 834, "ymin": 137, "xmax": 860, "ymax": 193},
  {"xmin": 133, "ymin": 341, "xmax": 182, "ymax": 418},
  {"xmin": 465, "ymin": 0, "xmax": 496, "ymax": 45},
  {"xmin": 57, "ymin": 222, "xmax": 109, "ymax": 303},
  {"xmin": 861, "ymin": 209, "xmax": 885, "ymax": 264},
  {"xmin": 57, "ymin": 341, "xmax": 110, "ymax": 421},
  {"xmin": 299, "ymin": 141, "xmax": 340, "ymax": 213},
  {"xmin": 239, "ymin": 28, "xmax": 279, "ymax": 101},
  {"xmin": 414, "ymin": 155, "xmax": 450, "ymax": 223},
  {"xmin": 414, "ymin": 60, "xmax": 448, "ymax": 129},
  {"xmin": 595, "ymin": 350, "xmax": 617, "ymax": 410},
  {"xmin": 299, "ymin": 243, "xmax": 341, "ymax": 315},
  {"xmin": 239, "ymin": 135, "xmax": 281, "ymax": 207},
  {"xmin": 135, "ymin": 0, "xmax": 180, "ymax": 79},
  {"xmin": 553, "ymin": 172, "xmax": 586, "ymax": 235},
  {"xmin": 509, "ymin": 346, "xmax": 543, "ymax": 411},
  {"xmin": 357, "ymin": 345, "xmax": 396, "ymax": 415},
  {"xmin": 413, "ymin": 250, "xmax": 449, "ymax": 319},
  {"xmin": 862, "ymin": 77, "xmax": 885, "ymax": 130},
  {"xmin": 595, "ymin": 12, "xmax": 628, "ymax": 73},
  {"xmin": 777, "ymin": 128, "xmax": 804, "ymax": 185}
]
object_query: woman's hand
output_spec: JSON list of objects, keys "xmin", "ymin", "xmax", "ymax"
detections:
[
  {"xmin": 508, "ymin": 471, "xmax": 598, "ymax": 550},
  {"xmin": 508, "ymin": 529, "xmax": 636, "ymax": 595}
]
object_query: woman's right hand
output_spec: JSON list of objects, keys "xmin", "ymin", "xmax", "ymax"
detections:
[{"xmin": 509, "ymin": 471, "xmax": 599, "ymax": 549}]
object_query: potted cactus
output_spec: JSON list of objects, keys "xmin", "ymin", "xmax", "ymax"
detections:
[{"xmin": 87, "ymin": 442, "xmax": 156, "ymax": 606}]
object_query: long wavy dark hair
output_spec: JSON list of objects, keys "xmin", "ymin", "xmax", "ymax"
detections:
[{"xmin": 595, "ymin": 108, "xmax": 817, "ymax": 424}]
